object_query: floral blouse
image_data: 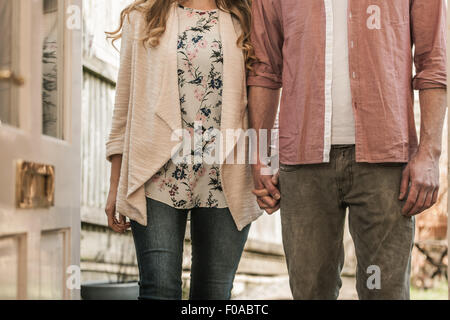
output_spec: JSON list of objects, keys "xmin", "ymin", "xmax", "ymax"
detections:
[{"xmin": 144, "ymin": 5, "xmax": 228, "ymax": 209}]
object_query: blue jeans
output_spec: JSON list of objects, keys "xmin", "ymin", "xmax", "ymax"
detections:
[{"xmin": 130, "ymin": 198, "xmax": 251, "ymax": 300}]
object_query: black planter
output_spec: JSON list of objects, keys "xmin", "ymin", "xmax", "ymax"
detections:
[{"xmin": 81, "ymin": 282, "xmax": 139, "ymax": 300}]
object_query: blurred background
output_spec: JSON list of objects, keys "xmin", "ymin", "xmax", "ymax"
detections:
[
  {"xmin": 0, "ymin": 0, "xmax": 448, "ymax": 300},
  {"xmin": 81, "ymin": 0, "xmax": 448, "ymax": 299}
]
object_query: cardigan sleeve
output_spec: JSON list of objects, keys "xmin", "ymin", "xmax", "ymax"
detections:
[{"xmin": 106, "ymin": 13, "xmax": 135, "ymax": 162}]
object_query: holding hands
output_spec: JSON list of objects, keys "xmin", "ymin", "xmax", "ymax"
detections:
[{"xmin": 252, "ymin": 162, "xmax": 281, "ymax": 214}]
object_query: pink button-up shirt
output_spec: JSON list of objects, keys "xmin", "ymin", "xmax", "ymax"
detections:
[{"xmin": 248, "ymin": 0, "xmax": 447, "ymax": 165}]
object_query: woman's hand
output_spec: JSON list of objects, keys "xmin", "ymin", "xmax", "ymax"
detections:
[
  {"xmin": 105, "ymin": 154, "xmax": 131, "ymax": 233},
  {"xmin": 105, "ymin": 188, "xmax": 131, "ymax": 233}
]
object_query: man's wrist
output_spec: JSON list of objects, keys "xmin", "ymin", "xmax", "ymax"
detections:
[{"xmin": 416, "ymin": 144, "xmax": 442, "ymax": 160}]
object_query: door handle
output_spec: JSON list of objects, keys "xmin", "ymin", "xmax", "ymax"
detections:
[
  {"xmin": 16, "ymin": 161, "xmax": 55, "ymax": 209},
  {"xmin": 0, "ymin": 70, "xmax": 25, "ymax": 86}
]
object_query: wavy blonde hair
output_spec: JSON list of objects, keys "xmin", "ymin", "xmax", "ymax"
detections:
[{"xmin": 106, "ymin": 0, "xmax": 256, "ymax": 71}]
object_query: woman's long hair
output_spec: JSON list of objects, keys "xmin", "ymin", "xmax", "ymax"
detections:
[{"xmin": 106, "ymin": 0, "xmax": 256, "ymax": 70}]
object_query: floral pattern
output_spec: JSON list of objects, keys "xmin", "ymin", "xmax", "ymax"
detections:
[{"xmin": 145, "ymin": 5, "xmax": 227, "ymax": 209}]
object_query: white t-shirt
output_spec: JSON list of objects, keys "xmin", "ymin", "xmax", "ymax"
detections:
[{"xmin": 331, "ymin": 0, "xmax": 356, "ymax": 145}]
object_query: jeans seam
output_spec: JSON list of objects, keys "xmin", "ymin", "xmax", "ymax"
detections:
[{"xmin": 333, "ymin": 151, "xmax": 344, "ymax": 207}]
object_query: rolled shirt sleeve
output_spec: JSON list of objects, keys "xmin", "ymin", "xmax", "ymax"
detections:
[
  {"xmin": 411, "ymin": 0, "xmax": 447, "ymax": 90},
  {"xmin": 247, "ymin": 0, "xmax": 284, "ymax": 89}
]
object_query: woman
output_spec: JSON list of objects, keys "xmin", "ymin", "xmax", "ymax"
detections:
[{"xmin": 105, "ymin": 0, "xmax": 261, "ymax": 300}]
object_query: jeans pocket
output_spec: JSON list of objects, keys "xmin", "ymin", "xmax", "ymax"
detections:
[
  {"xmin": 376, "ymin": 162, "xmax": 407, "ymax": 168},
  {"xmin": 279, "ymin": 164, "xmax": 297, "ymax": 173}
]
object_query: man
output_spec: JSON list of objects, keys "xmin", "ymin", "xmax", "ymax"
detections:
[{"xmin": 248, "ymin": 0, "xmax": 447, "ymax": 300}]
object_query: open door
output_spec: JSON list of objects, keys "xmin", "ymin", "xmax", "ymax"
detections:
[{"xmin": 0, "ymin": 0, "xmax": 81, "ymax": 300}]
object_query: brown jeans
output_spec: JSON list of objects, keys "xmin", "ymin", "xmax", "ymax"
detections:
[{"xmin": 279, "ymin": 145, "xmax": 415, "ymax": 300}]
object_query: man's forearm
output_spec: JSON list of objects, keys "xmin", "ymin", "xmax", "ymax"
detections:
[
  {"xmin": 248, "ymin": 86, "xmax": 282, "ymax": 209},
  {"xmin": 417, "ymin": 88, "xmax": 447, "ymax": 158},
  {"xmin": 400, "ymin": 88, "xmax": 446, "ymax": 215},
  {"xmin": 248, "ymin": 86, "xmax": 281, "ymax": 130},
  {"xmin": 248, "ymin": 86, "xmax": 281, "ymax": 164}
]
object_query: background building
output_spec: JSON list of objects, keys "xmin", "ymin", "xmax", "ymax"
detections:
[{"xmin": 80, "ymin": 0, "xmax": 448, "ymax": 300}]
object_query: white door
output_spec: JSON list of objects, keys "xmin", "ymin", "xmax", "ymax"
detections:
[{"xmin": 0, "ymin": 0, "xmax": 81, "ymax": 300}]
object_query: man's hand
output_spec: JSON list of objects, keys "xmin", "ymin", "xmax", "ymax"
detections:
[
  {"xmin": 252, "ymin": 163, "xmax": 281, "ymax": 214},
  {"xmin": 399, "ymin": 88, "xmax": 446, "ymax": 216},
  {"xmin": 399, "ymin": 150, "xmax": 440, "ymax": 216}
]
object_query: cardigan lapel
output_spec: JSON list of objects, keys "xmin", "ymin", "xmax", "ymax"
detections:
[
  {"xmin": 154, "ymin": 4, "xmax": 182, "ymax": 133},
  {"xmin": 126, "ymin": 4, "xmax": 181, "ymax": 198}
]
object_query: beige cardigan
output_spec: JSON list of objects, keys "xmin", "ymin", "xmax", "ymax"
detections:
[{"xmin": 106, "ymin": 5, "xmax": 262, "ymax": 231}]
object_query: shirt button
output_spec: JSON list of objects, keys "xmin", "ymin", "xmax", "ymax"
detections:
[
  {"xmin": 349, "ymin": 12, "xmax": 352, "ymax": 19},
  {"xmin": 350, "ymin": 41, "xmax": 354, "ymax": 48},
  {"xmin": 352, "ymin": 72, "xmax": 356, "ymax": 79}
]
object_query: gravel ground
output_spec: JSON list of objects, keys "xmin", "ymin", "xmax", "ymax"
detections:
[{"xmin": 232, "ymin": 275, "xmax": 358, "ymax": 300}]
